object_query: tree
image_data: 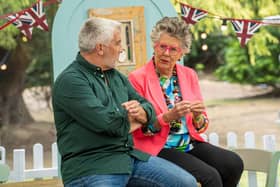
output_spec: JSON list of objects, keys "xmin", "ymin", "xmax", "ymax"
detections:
[
  {"xmin": 0, "ymin": 1, "xmax": 57, "ymax": 126},
  {"xmin": 215, "ymin": 27, "xmax": 280, "ymax": 95},
  {"xmin": 170, "ymin": 0, "xmax": 280, "ymax": 94}
]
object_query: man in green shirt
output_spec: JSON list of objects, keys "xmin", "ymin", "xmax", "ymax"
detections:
[{"xmin": 52, "ymin": 17, "xmax": 197, "ymax": 187}]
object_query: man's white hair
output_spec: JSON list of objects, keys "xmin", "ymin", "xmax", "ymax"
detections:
[{"xmin": 78, "ymin": 17, "xmax": 121, "ymax": 52}]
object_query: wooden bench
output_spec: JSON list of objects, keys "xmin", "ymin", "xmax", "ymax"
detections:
[
  {"xmin": 234, "ymin": 148, "xmax": 280, "ymax": 187},
  {"xmin": 0, "ymin": 178, "xmax": 199, "ymax": 187}
]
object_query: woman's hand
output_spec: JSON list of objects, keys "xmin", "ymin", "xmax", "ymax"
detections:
[
  {"xmin": 190, "ymin": 101, "xmax": 205, "ymax": 117},
  {"xmin": 163, "ymin": 100, "xmax": 191, "ymax": 122},
  {"xmin": 190, "ymin": 101, "xmax": 208, "ymax": 133}
]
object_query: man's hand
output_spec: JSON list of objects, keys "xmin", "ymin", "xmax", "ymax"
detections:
[
  {"xmin": 122, "ymin": 100, "xmax": 148, "ymax": 124},
  {"xmin": 127, "ymin": 115, "xmax": 142, "ymax": 133}
]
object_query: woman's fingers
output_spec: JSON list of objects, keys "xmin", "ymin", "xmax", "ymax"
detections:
[{"xmin": 190, "ymin": 101, "xmax": 205, "ymax": 113}]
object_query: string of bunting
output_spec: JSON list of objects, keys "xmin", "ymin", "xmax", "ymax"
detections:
[
  {"xmin": 0, "ymin": 0, "xmax": 60, "ymax": 40},
  {"xmin": 0, "ymin": 0, "xmax": 279, "ymax": 46},
  {"xmin": 178, "ymin": 2, "xmax": 280, "ymax": 47}
]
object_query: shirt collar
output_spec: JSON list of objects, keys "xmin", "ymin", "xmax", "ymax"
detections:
[
  {"xmin": 76, "ymin": 52, "xmax": 103, "ymax": 74},
  {"xmin": 76, "ymin": 52, "xmax": 115, "ymax": 76}
]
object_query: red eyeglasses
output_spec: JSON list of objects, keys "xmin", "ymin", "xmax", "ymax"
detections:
[{"xmin": 154, "ymin": 43, "xmax": 182, "ymax": 56}]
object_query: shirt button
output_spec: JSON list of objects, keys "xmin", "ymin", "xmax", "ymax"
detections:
[
  {"xmin": 101, "ymin": 74, "xmax": 104, "ymax": 78},
  {"xmin": 125, "ymin": 144, "xmax": 128, "ymax": 147},
  {"xmin": 97, "ymin": 67, "xmax": 100, "ymax": 70}
]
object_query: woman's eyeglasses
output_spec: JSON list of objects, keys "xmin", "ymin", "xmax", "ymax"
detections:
[{"xmin": 154, "ymin": 43, "xmax": 182, "ymax": 56}]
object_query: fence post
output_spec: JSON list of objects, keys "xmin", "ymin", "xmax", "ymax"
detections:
[
  {"xmin": 33, "ymin": 143, "xmax": 44, "ymax": 169},
  {"xmin": 200, "ymin": 133, "xmax": 208, "ymax": 142},
  {"xmin": 244, "ymin": 131, "xmax": 257, "ymax": 187},
  {"xmin": 244, "ymin": 131, "xmax": 255, "ymax": 148},
  {"xmin": 227, "ymin": 132, "xmax": 237, "ymax": 148},
  {"xmin": 208, "ymin": 132, "xmax": 219, "ymax": 146},
  {"xmin": 13, "ymin": 149, "xmax": 25, "ymax": 181},
  {"xmin": 0, "ymin": 146, "xmax": 6, "ymax": 164},
  {"xmin": 52, "ymin": 142, "xmax": 58, "ymax": 168},
  {"xmin": 262, "ymin": 135, "xmax": 276, "ymax": 151}
]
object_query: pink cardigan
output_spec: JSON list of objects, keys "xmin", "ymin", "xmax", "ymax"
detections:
[{"xmin": 128, "ymin": 59, "xmax": 207, "ymax": 156}]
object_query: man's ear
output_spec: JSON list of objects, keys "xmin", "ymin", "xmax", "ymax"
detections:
[{"xmin": 95, "ymin": 44, "xmax": 104, "ymax": 55}]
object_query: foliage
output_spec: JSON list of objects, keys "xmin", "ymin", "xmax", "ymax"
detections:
[
  {"xmin": 170, "ymin": 0, "xmax": 280, "ymax": 90},
  {"xmin": 215, "ymin": 27, "xmax": 280, "ymax": 88},
  {"xmin": 184, "ymin": 33, "xmax": 230, "ymax": 72},
  {"xmin": 0, "ymin": 0, "xmax": 33, "ymax": 49},
  {"xmin": 0, "ymin": 0, "xmax": 56, "ymax": 88},
  {"xmin": 25, "ymin": 26, "xmax": 53, "ymax": 88},
  {"xmin": 195, "ymin": 63, "xmax": 205, "ymax": 72}
]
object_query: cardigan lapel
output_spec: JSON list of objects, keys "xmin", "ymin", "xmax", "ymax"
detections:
[
  {"xmin": 176, "ymin": 64, "xmax": 194, "ymax": 101},
  {"xmin": 145, "ymin": 60, "xmax": 168, "ymax": 113}
]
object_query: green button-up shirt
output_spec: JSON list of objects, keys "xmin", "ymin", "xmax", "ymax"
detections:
[{"xmin": 52, "ymin": 53, "xmax": 156, "ymax": 184}]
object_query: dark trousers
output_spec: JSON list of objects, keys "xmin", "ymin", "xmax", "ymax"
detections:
[{"xmin": 158, "ymin": 141, "xmax": 244, "ymax": 187}]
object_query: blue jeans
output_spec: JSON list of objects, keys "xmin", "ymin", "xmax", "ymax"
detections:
[{"xmin": 65, "ymin": 156, "xmax": 197, "ymax": 187}]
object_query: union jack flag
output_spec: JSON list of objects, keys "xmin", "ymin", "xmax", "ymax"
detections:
[
  {"xmin": 25, "ymin": 0, "xmax": 49, "ymax": 31},
  {"xmin": 180, "ymin": 3, "xmax": 208, "ymax": 25},
  {"xmin": 231, "ymin": 20, "xmax": 262, "ymax": 47},
  {"xmin": 6, "ymin": 13, "xmax": 34, "ymax": 40},
  {"xmin": 5, "ymin": 0, "xmax": 48, "ymax": 40}
]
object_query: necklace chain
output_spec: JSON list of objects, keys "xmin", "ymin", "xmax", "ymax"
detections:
[{"xmin": 157, "ymin": 67, "xmax": 183, "ymax": 132}]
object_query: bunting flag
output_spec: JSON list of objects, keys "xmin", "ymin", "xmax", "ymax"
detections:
[
  {"xmin": 231, "ymin": 20, "xmax": 262, "ymax": 47},
  {"xmin": 0, "ymin": 0, "xmax": 278, "ymax": 46},
  {"xmin": 3, "ymin": 0, "xmax": 51, "ymax": 40},
  {"xmin": 7, "ymin": 14, "xmax": 34, "ymax": 40},
  {"xmin": 180, "ymin": 3, "xmax": 208, "ymax": 25},
  {"xmin": 25, "ymin": 0, "xmax": 48, "ymax": 31}
]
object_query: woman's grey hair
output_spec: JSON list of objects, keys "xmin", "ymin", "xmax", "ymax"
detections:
[
  {"xmin": 151, "ymin": 17, "xmax": 192, "ymax": 51},
  {"xmin": 78, "ymin": 17, "xmax": 121, "ymax": 52}
]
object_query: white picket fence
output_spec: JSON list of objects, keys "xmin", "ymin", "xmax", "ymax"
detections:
[
  {"xmin": 0, "ymin": 143, "xmax": 58, "ymax": 182},
  {"xmin": 0, "ymin": 131, "xmax": 279, "ymax": 186}
]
